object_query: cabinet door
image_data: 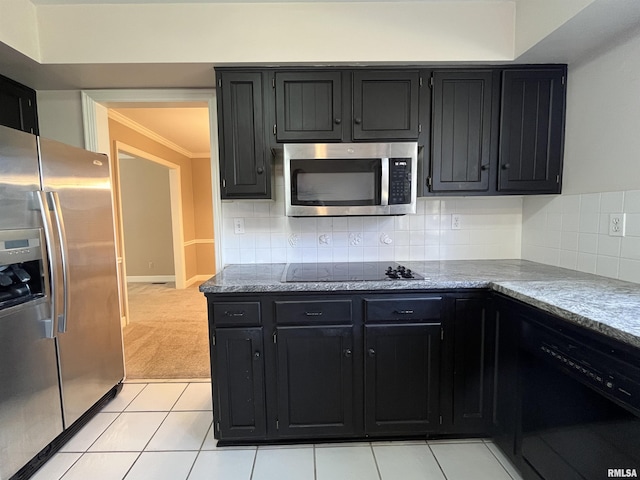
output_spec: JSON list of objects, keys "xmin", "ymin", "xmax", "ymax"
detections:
[
  {"xmin": 364, "ymin": 323, "xmax": 440, "ymax": 434},
  {"xmin": 352, "ymin": 71, "xmax": 420, "ymax": 140},
  {"xmin": 492, "ymin": 304, "xmax": 521, "ymax": 463},
  {"xmin": 213, "ymin": 328, "xmax": 267, "ymax": 440},
  {"xmin": 498, "ymin": 68, "xmax": 565, "ymax": 193},
  {"xmin": 0, "ymin": 74, "xmax": 39, "ymax": 135},
  {"xmin": 450, "ymin": 296, "xmax": 494, "ymax": 433},
  {"xmin": 276, "ymin": 326, "xmax": 355, "ymax": 437},
  {"xmin": 275, "ymin": 71, "xmax": 343, "ymax": 141},
  {"xmin": 431, "ymin": 71, "xmax": 495, "ymax": 192},
  {"xmin": 217, "ymin": 71, "xmax": 270, "ymax": 198}
]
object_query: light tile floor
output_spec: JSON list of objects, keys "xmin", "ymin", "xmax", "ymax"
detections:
[{"xmin": 32, "ymin": 381, "xmax": 523, "ymax": 480}]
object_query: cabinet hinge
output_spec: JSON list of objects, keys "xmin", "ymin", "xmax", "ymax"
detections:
[
  {"xmin": 419, "ymin": 77, "xmax": 423, "ymax": 87},
  {"xmin": 427, "ymin": 177, "xmax": 432, "ymax": 188},
  {"xmin": 556, "ymin": 174, "xmax": 560, "ymax": 183},
  {"xmin": 222, "ymin": 178, "xmax": 226, "ymax": 188},
  {"xmin": 441, "ymin": 328, "xmax": 444, "ymax": 341},
  {"xmin": 216, "ymin": 421, "xmax": 220, "ymax": 432},
  {"xmin": 561, "ymin": 75, "xmax": 566, "ymax": 85},
  {"xmin": 429, "ymin": 76, "xmax": 434, "ymax": 88},
  {"xmin": 439, "ymin": 416, "xmax": 443, "ymax": 425},
  {"xmin": 273, "ymin": 124, "xmax": 277, "ymax": 135},
  {"xmin": 28, "ymin": 99, "xmax": 32, "ymax": 107},
  {"xmin": 276, "ymin": 419, "xmax": 279, "ymax": 430},
  {"xmin": 272, "ymin": 78, "xmax": 275, "ymax": 88},
  {"xmin": 212, "ymin": 333, "xmax": 216, "ymax": 346},
  {"xmin": 217, "ymin": 79, "xmax": 222, "ymax": 88},
  {"xmin": 418, "ymin": 124, "xmax": 422, "ymax": 134},
  {"xmin": 273, "ymin": 332, "xmax": 277, "ymax": 344}
]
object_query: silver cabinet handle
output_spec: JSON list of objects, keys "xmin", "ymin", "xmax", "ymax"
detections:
[
  {"xmin": 225, "ymin": 311, "xmax": 245, "ymax": 317},
  {"xmin": 394, "ymin": 309, "xmax": 414, "ymax": 315},
  {"xmin": 305, "ymin": 311, "xmax": 323, "ymax": 316},
  {"xmin": 48, "ymin": 191, "xmax": 70, "ymax": 333}
]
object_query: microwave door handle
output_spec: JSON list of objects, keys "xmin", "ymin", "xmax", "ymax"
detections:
[
  {"xmin": 48, "ymin": 191, "xmax": 70, "ymax": 334},
  {"xmin": 380, "ymin": 157, "xmax": 389, "ymax": 206},
  {"xmin": 35, "ymin": 191, "xmax": 60, "ymax": 339}
]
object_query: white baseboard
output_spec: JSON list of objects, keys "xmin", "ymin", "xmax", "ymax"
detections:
[{"xmin": 127, "ymin": 275, "xmax": 176, "ymax": 283}]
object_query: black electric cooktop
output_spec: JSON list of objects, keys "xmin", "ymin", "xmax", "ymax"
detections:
[{"xmin": 282, "ymin": 262, "xmax": 423, "ymax": 282}]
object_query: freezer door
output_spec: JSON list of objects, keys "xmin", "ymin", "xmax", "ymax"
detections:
[
  {"xmin": 0, "ymin": 299, "xmax": 63, "ymax": 479},
  {"xmin": 0, "ymin": 125, "xmax": 40, "ymax": 229},
  {"xmin": 39, "ymin": 138, "xmax": 124, "ymax": 427}
]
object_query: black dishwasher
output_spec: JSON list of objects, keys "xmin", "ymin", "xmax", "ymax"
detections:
[{"xmin": 519, "ymin": 319, "xmax": 640, "ymax": 480}]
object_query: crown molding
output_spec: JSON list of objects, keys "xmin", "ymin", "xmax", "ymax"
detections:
[{"xmin": 108, "ymin": 109, "xmax": 198, "ymax": 159}]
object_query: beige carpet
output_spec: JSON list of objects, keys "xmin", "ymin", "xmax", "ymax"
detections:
[{"xmin": 123, "ymin": 282, "xmax": 211, "ymax": 379}]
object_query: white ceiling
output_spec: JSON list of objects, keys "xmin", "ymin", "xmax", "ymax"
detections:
[
  {"xmin": 112, "ymin": 107, "xmax": 211, "ymax": 156},
  {"xmin": 30, "ymin": 0, "xmax": 495, "ymax": 3}
]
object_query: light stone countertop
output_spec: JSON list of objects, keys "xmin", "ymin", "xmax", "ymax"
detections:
[{"xmin": 199, "ymin": 259, "xmax": 640, "ymax": 349}]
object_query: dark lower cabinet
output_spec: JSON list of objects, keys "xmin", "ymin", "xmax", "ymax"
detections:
[
  {"xmin": 449, "ymin": 296, "xmax": 494, "ymax": 433},
  {"xmin": 364, "ymin": 323, "xmax": 440, "ymax": 433},
  {"xmin": 492, "ymin": 301, "xmax": 522, "ymax": 465},
  {"xmin": 275, "ymin": 326, "xmax": 355, "ymax": 437},
  {"xmin": 0, "ymin": 73, "xmax": 38, "ymax": 135},
  {"xmin": 213, "ymin": 328, "xmax": 267, "ymax": 440}
]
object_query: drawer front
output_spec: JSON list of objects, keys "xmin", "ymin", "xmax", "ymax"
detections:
[
  {"xmin": 275, "ymin": 300, "xmax": 352, "ymax": 325},
  {"xmin": 212, "ymin": 302, "xmax": 261, "ymax": 326},
  {"xmin": 365, "ymin": 297, "xmax": 443, "ymax": 323}
]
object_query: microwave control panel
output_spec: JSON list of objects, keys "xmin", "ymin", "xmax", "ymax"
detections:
[{"xmin": 389, "ymin": 158, "xmax": 411, "ymax": 205}]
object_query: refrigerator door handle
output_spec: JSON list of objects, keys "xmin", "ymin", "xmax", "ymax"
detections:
[
  {"xmin": 35, "ymin": 190, "xmax": 60, "ymax": 338},
  {"xmin": 48, "ymin": 191, "xmax": 70, "ymax": 334}
]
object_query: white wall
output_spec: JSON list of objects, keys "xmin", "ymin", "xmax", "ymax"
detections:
[
  {"xmin": 0, "ymin": 0, "xmax": 40, "ymax": 60},
  {"xmin": 514, "ymin": 0, "xmax": 593, "ymax": 56},
  {"xmin": 562, "ymin": 29, "xmax": 640, "ymax": 195},
  {"xmin": 35, "ymin": 2, "xmax": 514, "ymax": 64},
  {"xmin": 222, "ymin": 164, "xmax": 522, "ymax": 265},
  {"xmin": 521, "ymin": 28, "xmax": 640, "ymax": 284},
  {"xmin": 36, "ymin": 90, "xmax": 85, "ymax": 147}
]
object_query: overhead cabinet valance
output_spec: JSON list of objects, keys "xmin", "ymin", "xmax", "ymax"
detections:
[{"xmin": 215, "ymin": 65, "xmax": 566, "ymax": 200}]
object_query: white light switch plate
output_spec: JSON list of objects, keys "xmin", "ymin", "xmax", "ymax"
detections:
[
  {"xmin": 233, "ymin": 218, "xmax": 245, "ymax": 234},
  {"xmin": 609, "ymin": 213, "xmax": 626, "ymax": 237}
]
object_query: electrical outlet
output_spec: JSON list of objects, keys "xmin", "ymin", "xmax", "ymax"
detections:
[
  {"xmin": 451, "ymin": 215, "xmax": 461, "ymax": 230},
  {"xmin": 609, "ymin": 213, "xmax": 626, "ymax": 237},
  {"xmin": 233, "ymin": 218, "xmax": 245, "ymax": 234},
  {"xmin": 148, "ymin": 261, "xmax": 154, "ymax": 270}
]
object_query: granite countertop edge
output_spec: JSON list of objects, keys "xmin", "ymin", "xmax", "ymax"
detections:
[{"xmin": 199, "ymin": 261, "xmax": 640, "ymax": 350}]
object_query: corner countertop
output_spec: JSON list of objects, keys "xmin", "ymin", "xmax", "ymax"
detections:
[{"xmin": 199, "ymin": 259, "xmax": 640, "ymax": 349}]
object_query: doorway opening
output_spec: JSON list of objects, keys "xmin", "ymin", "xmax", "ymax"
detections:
[{"xmin": 82, "ymin": 90, "xmax": 220, "ymax": 379}]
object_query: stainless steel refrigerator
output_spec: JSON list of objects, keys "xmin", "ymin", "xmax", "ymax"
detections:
[{"xmin": 0, "ymin": 125, "xmax": 124, "ymax": 479}]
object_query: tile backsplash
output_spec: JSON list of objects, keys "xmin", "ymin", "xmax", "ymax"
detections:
[
  {"xmin": 222, "ymin": 183, "xmax": 523, "ymax": 265},
  {"xmin": 521, "ymin": 190, "xmax": 640, "ymax": 284}
]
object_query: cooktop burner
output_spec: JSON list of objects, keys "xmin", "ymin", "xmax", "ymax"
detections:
[{"xmin": 282, "ymin": 262, "xmax": 423, "ymax": 282}]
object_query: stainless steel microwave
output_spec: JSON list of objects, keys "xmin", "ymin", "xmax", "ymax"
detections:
[{"xmin": 284, "ymin": 142, "xmax": 418, "ymax": 216}]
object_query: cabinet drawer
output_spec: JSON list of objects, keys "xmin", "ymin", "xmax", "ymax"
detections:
[
  {"xmin": 365, "ymin": 297, "xmax": 442, "ymax": 323},
  {"xmin": 275, "ymin": 300, "xmax": 352, "ymax": 325},
  {"xmin": 212, "ymin": 302, "xmax": 261, "ymax": 326}
]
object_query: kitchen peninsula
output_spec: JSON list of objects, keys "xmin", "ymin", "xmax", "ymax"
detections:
[{"xmin": 200, "ymin": 259, "xmax": 640, "ymax": 479}]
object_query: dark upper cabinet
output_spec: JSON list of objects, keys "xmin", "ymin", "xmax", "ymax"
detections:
[
  {"xmin": 275, "ymin": 71, "xmax": 343, "ymax": 142},
  {"xmin": 273, "ymin": 69, "xmax": 421, "ymax": 142},
  {"xmin": 212, "ymin": 327, "xmax": 267, "ymax": 440},
  {"xmin": 217, "ymin": 71, "xmax": 271, "ymax": 199},
  {"xmin": 430, "ymin": 70, "xmax": 497, "ymax": 192},
  {"xmin": 498, "ymin": 68, "xmax": 566, "ymax": 193},
  {"xmin": 275, "ymin": 325, "xmax": 355, "ymax": 437},
  {"xmin": 0, "ymin": 74, "xmax": 39, "ymax": 135},
  {"xmin": 448, "ymin": 296, "xmax": 494, "ymax": 434},
  {"xmin": 364, "ymin": 323, "xmax": 441, "ymax": 434},
  {"xmin": 352, "ymin": 70, "xmax": 420, "ymax": 141}
]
